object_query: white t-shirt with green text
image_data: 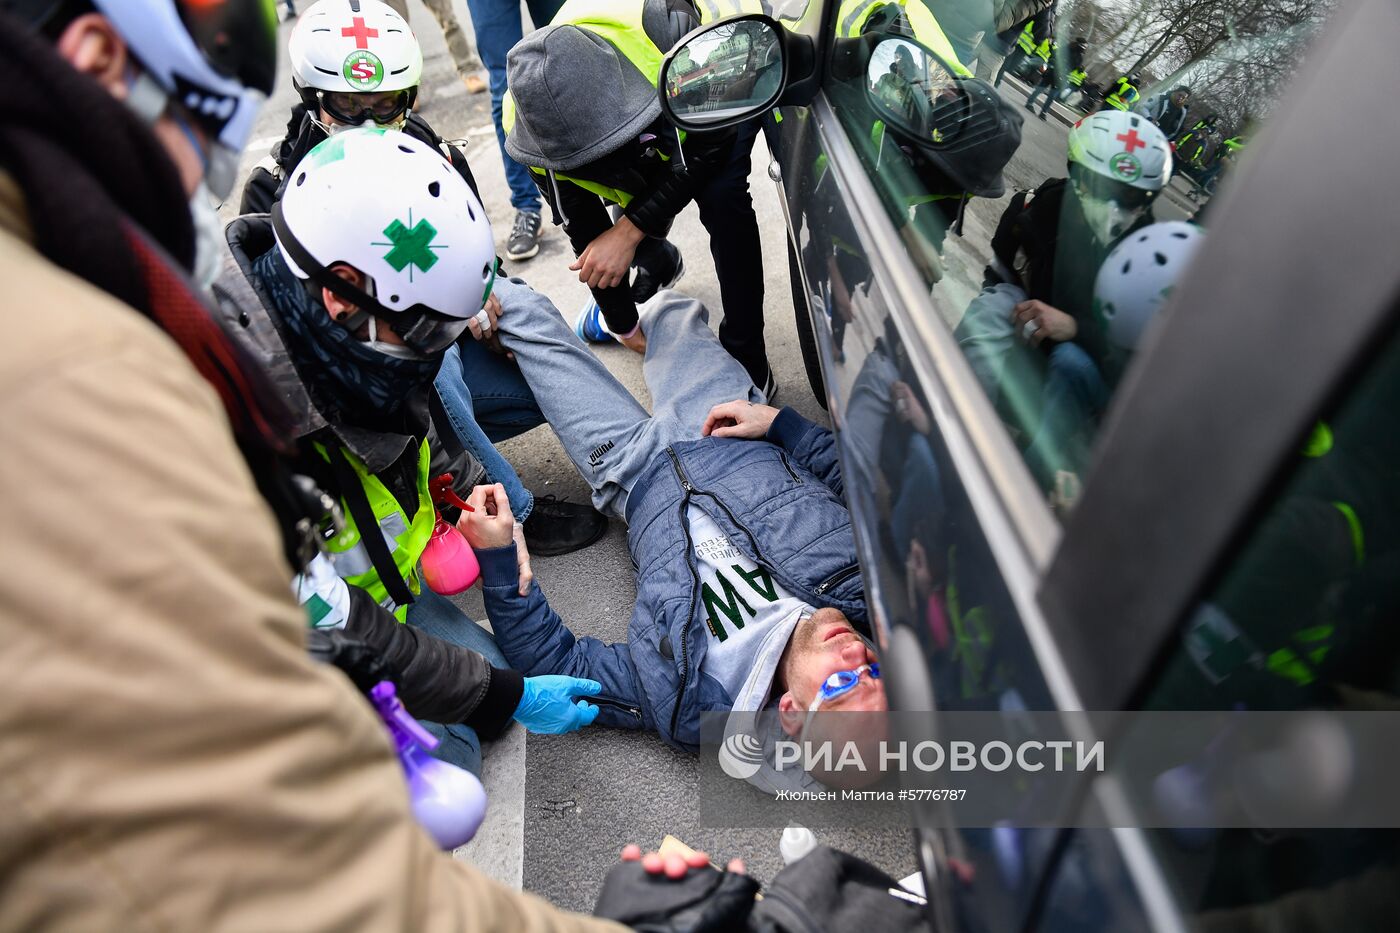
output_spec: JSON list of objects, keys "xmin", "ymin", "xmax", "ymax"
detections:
[{"xmin": 689, "ymin": 505, "xmax": 813, "ymax": 696}]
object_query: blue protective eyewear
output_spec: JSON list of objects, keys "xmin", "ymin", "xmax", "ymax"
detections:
[{"xmin": 807, "ymin": 663, "xmax": 881, "ymax": 713}]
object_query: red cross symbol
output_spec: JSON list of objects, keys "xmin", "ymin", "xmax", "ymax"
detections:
[
  {"xmin": 1116, "ymin": 129, "xmax": 1147, "ymax": 153},
  {"xmin": 342, "ymin": 16, "xmax": 378, "ymax": 49}
]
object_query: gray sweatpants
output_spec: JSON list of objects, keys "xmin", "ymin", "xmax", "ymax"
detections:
[{"xmin": 494, "ymin": 278, "xmax": 762, "ymax": 520}]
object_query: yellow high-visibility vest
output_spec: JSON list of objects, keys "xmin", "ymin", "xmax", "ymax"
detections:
[
  {"xmin": 1015, "ymin": 20, "xmax": 1035, "ymax": 54},
  {"xmin": 833, "ymin": 0, "xmax": 971, "ymax": 77}
]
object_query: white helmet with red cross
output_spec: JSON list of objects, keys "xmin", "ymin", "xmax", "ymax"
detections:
[
  {"xmin": 1067, "ymin": 109, "xmax": 1172, "ymax": 192},
  {"xmin": 289, "ymin": 0, "xmax": 423, "ymax": 105}
]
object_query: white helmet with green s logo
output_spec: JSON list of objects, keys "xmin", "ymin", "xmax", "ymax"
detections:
[
  {"xmin": 289, "ymin": 0, "xmax": 422, "ymax": 103},
  {"xmin": 1068, "ymin": 110, "xmax": 1171, "ymax": 192},
  {"xmin": 272, "ymin": 128, "xmax": 496, "ymax": 356}
]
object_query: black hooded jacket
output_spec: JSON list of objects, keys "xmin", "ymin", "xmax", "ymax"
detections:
[
  {"xmin": 987, "ymin": 176, "xmax": 1154, "ymax": 367},
  {"xmin": 213, "ymin": 215, "xmax": 523, "ymax": 735}
]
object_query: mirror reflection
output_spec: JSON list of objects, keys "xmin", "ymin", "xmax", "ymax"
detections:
[
  {"xmin": 866, "ymin": 38, "xmax": 960, "ymax": 142},
  {"xmin": 663, "ymin": 20, "xmax": 783, "ymax": 125}
]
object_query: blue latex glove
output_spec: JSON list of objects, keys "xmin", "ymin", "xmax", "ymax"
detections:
[{"xmin": 513, "ymin": 676, "xmax": 602, "ymax": 734}]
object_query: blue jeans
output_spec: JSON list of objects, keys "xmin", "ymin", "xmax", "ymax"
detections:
[
  {"xmin": 405, "ymin": 588, "xmax": 509, "ymax": 776},
  {"xmin": 434, "ymin": 340, "xmax": 545, "ymax": 522},
  {"xmin": 1026, "ymin": 78, "xmax": 1061, "ymax": 115},
  {"xmin": 1024, "ymin": 342, "xmax": 1109, "ymax": 488},
  {"xmin": 463, "ymin": 0, "xmax": 563, "ymax": 213}
]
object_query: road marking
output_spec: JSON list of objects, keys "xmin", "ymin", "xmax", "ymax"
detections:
[
  {"xmin": 454, "ymin": 723, "xmax": 526, "ymax": 889},
  {"xmin": 243, "ymin": 134, "xmax": 283, "ymax": 154}
]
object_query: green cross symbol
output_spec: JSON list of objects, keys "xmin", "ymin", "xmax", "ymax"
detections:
[{"xmin": 373, "ymin": 210, "xmax": 445, "ymax": 280}]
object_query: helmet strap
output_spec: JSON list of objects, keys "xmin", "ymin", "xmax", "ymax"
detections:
[
  {"xmin": 125, "ymin": 70, "xmax": 169, "ymax": 127},
  {"xmin": 272, "ymin": 200, "xmax": 390, "ymax": 321}
]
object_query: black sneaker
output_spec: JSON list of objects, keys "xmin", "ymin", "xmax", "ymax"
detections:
[
  {"xmin": 522, "ymin": 495, "xmax": 608, "ymax": 556},
  {"xmin": 761, "ymin": 370, "xmax": 779, "ymax": 404},
  {"xmin": 506, "ymin": 211, "xmax": 542, "ymax": 261},
  {"xmin": 631, "ymin": 240, "xmax": 685, "ymax": 304}
]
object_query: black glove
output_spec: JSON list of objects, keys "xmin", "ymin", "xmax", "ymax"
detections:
[{"xmin": 594, "ymin": 860, "xmax": 759, "ymax": 933}]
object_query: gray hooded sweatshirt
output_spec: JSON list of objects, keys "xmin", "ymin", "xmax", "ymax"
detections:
[{"xmin": 504, "ymin": 0, "xmax": 695, "ymax": 173}]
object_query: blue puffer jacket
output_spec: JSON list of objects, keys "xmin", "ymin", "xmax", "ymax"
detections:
[{"xmin": 477, "ymin": 408, "xmax": 867, "ymax": 750}]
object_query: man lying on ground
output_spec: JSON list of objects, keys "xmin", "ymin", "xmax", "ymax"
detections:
[{"xmin": 454, "ymin": 283, "xmax": 888, "ymax": 786}]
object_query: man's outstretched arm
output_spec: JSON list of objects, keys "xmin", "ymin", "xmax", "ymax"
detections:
[
  {"xmin": 462, "ymin": 486, "xmax": 650, "ymax": 731},
  {"xmin": 703, "ymin": 401, "xmax": 845, "ymax": 497}
]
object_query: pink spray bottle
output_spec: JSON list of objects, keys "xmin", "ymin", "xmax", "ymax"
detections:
[
  {"xmin": 420, "ymin": 473, "xmax": 480, "ymax": 595},
  {"xmin": 371, "ymin": 680, "xmax": 488, "ymax": 849}
]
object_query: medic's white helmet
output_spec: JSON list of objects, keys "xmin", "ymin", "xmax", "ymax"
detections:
[
  {"xmin": 1068, "ymin": 109, "xmax": 1172, "ymax": 192},
  {"xmin": 87, "ymin": 0, "xmax": 279, "ymax": 198},
  {"xmin": 1094, "ymin": 221, "xmax": 1204, "ymax": 351},
  {"xmin": 272, "ymin": 128, "xmax": 496, "ymax": 356},
  {"xmin": 289, "ymin": 0, "xmax": 423, "ymax": 116}
]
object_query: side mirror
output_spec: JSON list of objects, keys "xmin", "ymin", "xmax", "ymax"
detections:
[
  {"xmin": 860, "ymin": 34, "xmax": 1021, "ymax": 199},
  {"xmin": 864, "ymin": 36, "xmax": 962, "ymax": 148},
  {"xmin": 658, "ymin": 15, "xmax": 788, "ymax": 131}
]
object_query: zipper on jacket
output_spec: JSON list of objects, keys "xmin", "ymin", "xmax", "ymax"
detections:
[
  {"xmin": 664, "ymin": 445, "xmax": 838, "ymax": 737},
  {"xmin": 591, "ymin": 695, "xmax": 642, "ymax": 724},
  {"xmin": 665, "ymin": 447, "xmax": 699, "ymax": 737},
  {"xmin": 814, "ymin": 562, "xmax": 861, "ymax": 596},
  {"xmin": 779, "ymin": 451, "xmax": 804, "ymax": 485}
]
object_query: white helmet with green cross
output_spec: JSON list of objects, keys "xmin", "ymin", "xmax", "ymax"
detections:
[{"xmin": 272, "ymin": 127, "xmax": 497, "ymax": 356}]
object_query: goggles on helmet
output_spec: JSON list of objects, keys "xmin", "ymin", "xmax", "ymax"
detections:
[
  {"xmin": 84, "ymin": 0, "xmax": 276, "ymax": 196},
  {"xmin": 318, "ymin": 89, "xmax": 415, "ymax": 128},
  {"xmin": 1070, "ymin": 164, "xmax": 1159, "ymax": 211}
]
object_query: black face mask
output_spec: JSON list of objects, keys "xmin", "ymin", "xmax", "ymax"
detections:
[{"xmin": 254, "ymin": 249, "xmax": 440, "ymax": 424}]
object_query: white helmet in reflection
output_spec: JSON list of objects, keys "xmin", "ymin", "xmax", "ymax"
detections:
[
  {"xmin": 1095, "ymin": 221, "xmax": 1204, "ymax": 351},
  {"xmin": 1068, "ymin": 110, "xmax": 1172, "ymax": 192}
]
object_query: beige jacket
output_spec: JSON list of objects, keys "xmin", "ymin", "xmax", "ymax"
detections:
[{"xmin": 0, "ymin": 174, "xmax": 623, "ymax": 933}]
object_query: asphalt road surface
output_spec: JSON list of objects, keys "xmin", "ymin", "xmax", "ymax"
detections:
[{"xmin": 228, "ymin": 3, "xmax": 1203, "ymax": 913}]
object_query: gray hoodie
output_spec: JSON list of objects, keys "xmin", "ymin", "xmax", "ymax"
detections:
[{"xmin": 504, "ymin": 0, "xmax": 696, "ymax": 172}]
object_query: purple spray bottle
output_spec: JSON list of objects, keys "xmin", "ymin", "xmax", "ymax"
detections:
[{"xmin": 370, "ymin": 681, "xmax": 488, "ymax": 849}]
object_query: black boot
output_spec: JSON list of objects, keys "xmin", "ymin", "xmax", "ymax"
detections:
[
  {"xmin": 522, "ymin": 496, "xmax": 609, "ymax": 556},
  {"xmin": 631, "ymin": 239, "xmax": 685, "ymax": 305}
]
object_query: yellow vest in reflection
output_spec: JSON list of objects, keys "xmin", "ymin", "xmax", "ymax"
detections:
[
  {"xmin": 1105, "ymin": 76, "xmax": 1139, "ymax": 111},
  {"xmin": 1015, "ymin": 20, "xmax": 1035, "ymax": 54},
  {"xmin": 502, "ymin": 0, "xmax": 672, "ymax": 206},
  {"xmin": 834, "ymin": 0, "xmax": 971, "ymax": 77},
  {"xmin": 696, "ymin": 0, "xmax": 768, "ymax": 22}
]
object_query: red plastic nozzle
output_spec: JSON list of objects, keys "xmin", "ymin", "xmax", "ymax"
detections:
[{"xmin": 430, "ymin": 473, "xmax": 475, "ymax": 512}]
